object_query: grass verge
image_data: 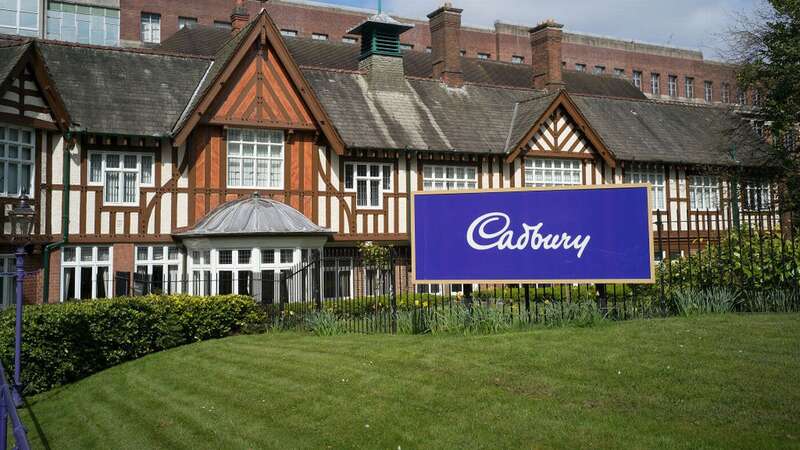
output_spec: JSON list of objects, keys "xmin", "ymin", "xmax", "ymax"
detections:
[{"xmin": 20, "ymin": 313, "xmax": 800, "ymax": 449}]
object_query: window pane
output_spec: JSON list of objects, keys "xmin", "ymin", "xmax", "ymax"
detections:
[
  {"xmin": 280, "ymin": 249, "xmax": 293, "ymax": 264},
  {"xmin": 136, "ymin": 246, "xmax": 148, "ymax": 261},
  {"xmin": 218, "ymin": 250, "xmax": 232, "ymax": 265},
  {"xmin": 370, "ymin": 179, "xmax": 379, "ymax": 206},
  {"xmin": 97, "ymin": 247, "xmax": 110, "ymax": 261},
  {"xmin": 141, "ymin": 155, "xmax": 153, "ymax": 184},
  {"xmin": 90, "ymin": 153, "xmax": 102, "ymax": 182},
  {"xmin": 238, "ymin": 250, "xmax": 251, "ymax": 264},
  {"xmin": 357, "ymin": 179, "xmax": 367, "ymax": 206},
  {"xmin": 242, "ymin": 158, "xmax": 255, "ymax": 186},
  {"xmin": 262, "ymin": 249, "xmax": 274, "ymax": 264},
  {"xmin": 382, "ymin": 165, "xmax": 391, "ymax": 190},
  {"xmin": 123, "ymin": 172, "xmax": 136, "ymax": 203},
  {"xmin": 152, "ymin": 247, "xmax": 163, "ymax": 260}
]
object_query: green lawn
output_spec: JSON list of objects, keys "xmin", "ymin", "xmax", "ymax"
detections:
[{"xmin": 20, "ymin": 314, "xmax": 800, "ymax": 449}]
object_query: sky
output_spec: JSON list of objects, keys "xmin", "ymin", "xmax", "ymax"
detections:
[{"xmin": 321, "ymin": 0, "xmax": 762, "ymax": 60}]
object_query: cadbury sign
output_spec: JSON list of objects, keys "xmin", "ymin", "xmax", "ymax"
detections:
[{"xmin": 411, "ymin": 185, "xmax": 655, "ymax": 284}]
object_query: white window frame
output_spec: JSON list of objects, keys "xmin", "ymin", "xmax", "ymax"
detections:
[
  {"xmin": 524, "ymin": 158, "xmax": 582, "ymax": 187},
  {"xmin": 668, "ymin": 75, "xmax": 678, "ymax": 97},
  {"xmin": 0, "ymin": 123, "xmax": 34, "ymax": 198},
  {"xmin": 511, "ymin": 55, "xmax": 524, "ymax": 64},
  {"xmin": 344, "ymin": 162, "xmax": 392, "ymax": 210},
  {"xmin": 613, "ymin": 68, "xmax": 625, "ymax": 76},
  {"xmin": 226, "ymin": 128, "xmax": 285, "ymax": 190},
  {"xmin": 0, "ymin": 0, "xmax": 39, "ymax": 37},
  {"xmin": 632, "ymin": 71, "xmax": 642, "ymax": 90},
  {"xmin": 0, "ymin": 254, "xmax": 16, "ymax": 308},
  {"xmin": 140, "ymin": 12, "xmax": 160, "ymax": 43},
  {"xmin": 685, "ymin": 77, "xmax": 695, "ymax": 98},
  {"xmin": 689, "ymin": 175, "xmax": 720, "ymax": 211},
  {"xmin": 280, "ymin": 29, "xmax": 297, "ymax": 37},
  {"xmin": 721, "ymin": 83, "xmax": 731, "ymax": 103},
  {"xmin": 342, "ymin": 36, "xmax": 357, "ymax": 44},
  {"xmin": 625, "ymin": 163, "xmax": 666, "ymax": 211},
  {"xmin": 311, "ymin": 33, "xmax": 328, "ymax": 41},
  {"xmin": 178, "ymin": 16, "xmax": 197, "ymax": 30},
  {"xmin": 422, "ymin": 165, "xmax": 478, "ymax": 191},
  {"xmin": 704, "ymin": 81, "xmax": 713, "ymax": 102},
  {"xmin": 88, "ymin": 151, "xmax": 154, "ymax": 206},
  {"xmin": 46, "ymin": 2, "xmax": 121, "ymax": 46},
  {"xmin": 477, "ymin": 52, "xmax": 490, "ymax": 60},
  {"xmin": 650, "ymin": 73, "xmax": 660, "ymax": 95},
  {"xmin": 323, "ymin": 257, "xmax": 352, "ymax": 300},
  {"xmin": 61, "ymin": 246, "xmax": 113, "ymax": 301},
  {"xmin": 592, "ymin": 65, "xmax": 605, "ymax": 75},
  {"xmin": 575, "ymin": 63, "xmax": 586, "ymax": 72},
  {"xmin": 135, "ymin": 245, "xmax": 183, "ymax": 294},
  {"xmin": 743, "ymin": 182, "xmax": 772, "ymax": 211}
]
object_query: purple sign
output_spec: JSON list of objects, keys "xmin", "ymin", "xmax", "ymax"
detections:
[{"xmin": 411, "ymin": 185, "xmax": 655, "ymax": 283}]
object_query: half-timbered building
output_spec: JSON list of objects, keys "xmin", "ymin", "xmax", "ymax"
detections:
[{"xmin": 0, "ymin": 3, "xmax": 771, "ymax": 304}]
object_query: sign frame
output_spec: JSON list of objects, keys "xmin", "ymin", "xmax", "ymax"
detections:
[{"xmin": 410, "ymin": 183, "xmax": 656, "ymax": 285}]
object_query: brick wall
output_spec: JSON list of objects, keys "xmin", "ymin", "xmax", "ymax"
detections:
[{"xmin": 119, "ymin": 0, "xmax": 739, "ymax": 99}]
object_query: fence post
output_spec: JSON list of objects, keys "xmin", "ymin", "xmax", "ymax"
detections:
[
  {"xmin": 0, "ymin": 388, "xmax": 6, "ymax": 450},
  {"xmin": 596, "ymin": 284, "xmax": 608, "ymax": 315},
  {"xmin": 524, "ymin": 283, "xmax": 531, "ymax": 323},
  {"xmin": 313, "ymin": 258, "xmax": 322, "ymax": 312},
  {"xmin": 389, "ymin": 250, "xmax": 397, "ymax": 334},
  {"xmin": 656, "ymin": 211, "xmax": 666, "ymax": 315}
]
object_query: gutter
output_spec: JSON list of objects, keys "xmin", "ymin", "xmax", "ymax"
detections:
[{"xmin": 42, "ymin": 131, "xmax": 76, "ymax": 304}]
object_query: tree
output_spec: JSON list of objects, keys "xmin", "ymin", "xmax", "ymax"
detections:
[{"xmin": 726, "ymin": 1, "xmax": 800, "ymax": 214}]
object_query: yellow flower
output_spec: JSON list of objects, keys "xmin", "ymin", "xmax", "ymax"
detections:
[{"xmin": 414, "ymin": 300, "xmax": 420, "ymax": 306}]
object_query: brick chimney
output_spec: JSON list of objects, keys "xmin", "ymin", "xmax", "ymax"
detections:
[
  {"xmin": 530, "ymin": 20, "xmax": 565, "ymax": 91},
  {"xmin": 428, "ymin": 3, "xmax": 464, "ymax": 87},
  {"xmin": 231, "ymin": 0, "xmax": 249, "ymax": 35}
]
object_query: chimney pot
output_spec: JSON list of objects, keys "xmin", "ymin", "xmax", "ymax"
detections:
[
  {"xmin": 428, "ymin": 3, "xmax": 464, "ymax": 87},
  {"xmin": 529, "ymin": 20, "xmax": 565, "ymax": 91},
  {"xmin": 231, "ymin": 0, "xmax": 250, "ymax": 35}
]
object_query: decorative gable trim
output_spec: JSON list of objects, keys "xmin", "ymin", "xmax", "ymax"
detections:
[
  {"xmin": 173, "ymin": 12, "xmax": 346, "ymax": 154},
  {"xmin": 506, "ymin": 90, "xmax": 615, "ymax": 167},
  {"xmin": 0, "ymin": 43, "xmax": 71, "ymax": 132}
]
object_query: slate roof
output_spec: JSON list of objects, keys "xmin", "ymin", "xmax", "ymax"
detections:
[
  {"xmin": 37, "ymin": 42, "xmax": 210, "ymax": 136},
  {"xmin": 158, "ymin": 25, "xmax": 231, "ymax": 57},
  {"xmin": 176, "ymin": 193, "xmax": 332, "ymax": 237},
  {"xmin": 0, "ymin": 42, "xmax": 29, "ymax": 84},
  {"xmin": 571, "ymin": 95, "xmax": 768, "ymax": 166},
  {"xmin": 161, "ymin": 33, "xmax": 646, "ymax": 99},
  {"xmin": 504, "ymin": 91, "xmax": 559, "ymax": 153},
  {"xmin": 303, "ymin": 68, "xmax": 535, "ymax": 153}
]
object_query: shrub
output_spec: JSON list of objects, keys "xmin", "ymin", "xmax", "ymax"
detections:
[
  {"xmin": 0, "ymin": 294, "xmax": 263, "ymax": 395},
  {"xmin": 669, "ymin": 287, "xmax": 739, "ymax": 316}
]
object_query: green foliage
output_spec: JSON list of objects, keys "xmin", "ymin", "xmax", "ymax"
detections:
[
  {"xmin": 0, "ymin": 294, "xmax": 263, "ymax": 395},
  {"xmin": 741, "ymin": 289, "xmax": 800, "ymax": 312},
  {"xmin": 660, "ymin": 227, "xmax": 800, "ymax": 291},
  {"xmin": 357, "ymin": 241, "xmax": 392, "ymax": 267},
  {"xmin": 670, "ymin": 287, "xmax": 740, "ymax": 316},
  {"xmin": 304, "ymin": 311, "xmax": 345, "ymax": 336}
]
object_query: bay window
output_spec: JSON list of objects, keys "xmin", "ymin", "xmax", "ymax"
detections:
[
  {"xmin": 344, "ymin": 162, "xmax": 392, "ymax": 209},
  {"xmin": 89, "ymin": 151, "xmax": 154, "ymax": 205},
  {"xmin": 524, "ymin": 158, "xmax": 582, "ymax": 187},
  {"xmin": 135, "ymin": 245, "xmax": 182, "ymax": 294},
  {"xmin": 689, "ymin": 176, "xmax": 719, "ymax": 211},
  {"xmin": 61, "ymin": 246, "xmax": 112, "ymax": 301},
  {"xmin": 423, "ymin": 165, "xmax": 477, "ymax": 191},
  {"xmin": 227, "ymin": 128, "xmax": 284, "ymax": 189},
  {"xmin": 0, "ymin": 124, "xmax": 34, "ymax": 197},
  {"xmin": 625, "ymin": 163, "xmax": 666, "ymax": 210}
]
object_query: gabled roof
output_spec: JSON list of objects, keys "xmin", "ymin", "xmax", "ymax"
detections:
[
  {"xmin": 504, "ymin": 90, "xmax": 617, "ymax": 167},
  {"xmin": 0, "ymin": 39, "xmax": 71, "ymax": 132},
  {"xmin": 159, "ymin": 25, "xmax": 232, "ymax": 56},
  {"xmin": 172, "ymin": 12, "xmax": 346, "ymax": 154}
]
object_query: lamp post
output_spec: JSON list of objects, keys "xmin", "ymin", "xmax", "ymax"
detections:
[{"xmin": 8, "ymin": 196, "xmax": 34, "ymax": 406}]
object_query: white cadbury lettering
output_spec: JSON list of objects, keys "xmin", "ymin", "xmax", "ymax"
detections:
[{"xmin": 466, "ymin": 212, "xmax": 591, "ymax": 258}]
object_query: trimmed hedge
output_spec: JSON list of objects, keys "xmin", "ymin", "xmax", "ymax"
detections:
[{"xmin": 0, "ymin": 294, "xmax": 265, "ymax": 395}]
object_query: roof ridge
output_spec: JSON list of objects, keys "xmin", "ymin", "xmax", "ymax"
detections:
[
  {"xmin": 299, "ymin": 65, "xmax": 361, "ymax": 74},
  {"xmin": 570, "ymin": 91, "xmax": 733, "ymax": 109},
  {"xmin": 514, "ymin": 90, "xmax": 557, "ymax": 104},
  {"xmin": 36, "ymin": 37, "xmax": 213, "ymax": 60}
]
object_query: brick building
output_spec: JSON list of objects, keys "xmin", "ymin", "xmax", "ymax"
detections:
[{"xmin": 119, "ymin": 0, "xmax": 742, "ymax": 104}]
